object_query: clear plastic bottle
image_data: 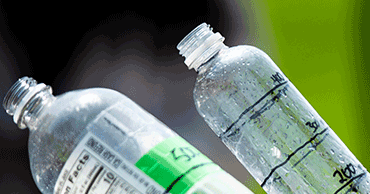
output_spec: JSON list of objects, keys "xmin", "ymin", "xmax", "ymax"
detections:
[
  {"xmin": 177, "ymin": 23, "xmax": 370, "ymax": 193},
  {"xmin": 3, "ymin": 77, "xmax": 253, "ymax": 194}
]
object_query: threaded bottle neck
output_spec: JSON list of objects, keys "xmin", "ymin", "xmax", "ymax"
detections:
[
  {"xmin": 3, "ymin": 77, "xmax": 54, "ymax": 129},
  {"xmin": 177, "ymin": 23, "xmax": 225, "ymax": 71}
]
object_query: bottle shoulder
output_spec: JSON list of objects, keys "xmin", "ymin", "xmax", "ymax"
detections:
[
  {"xmin": 47, "ymin": 88, "xmax": 114, "ymax": 113},
  {"xmin": 57, "ymin": 87, "xmax": 123, "ymax": 101},
  {"xmin": 27, "ymin": 87, "xmax": 127, "ymax": 193},
  {"xmin": 197, "ymin": 45, "xmax": 268, "ymax": 77},
  {"xmin": 29, "ymin": 87, "xmax": 121, "ymax": 133}
]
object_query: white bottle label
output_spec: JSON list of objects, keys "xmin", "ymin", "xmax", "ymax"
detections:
[{"xmin": 54, "ymin": 133, "xmax": 165, "ymax": 194}]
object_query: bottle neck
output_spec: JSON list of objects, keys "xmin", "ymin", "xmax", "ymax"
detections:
[
  {"xmin": 195, "ymin": 45, "xmax": 228, "ymax": 74},
  {"xmin": 177, "ymin": 23, "xmax": 226, "ymax": 71},
  {"xmin": 3, "ymin": 77, "xmax": 55, "ymax": 130}
]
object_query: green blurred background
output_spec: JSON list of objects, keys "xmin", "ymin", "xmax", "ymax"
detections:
[{"xmin": 238, "ymin": 0, "xmax": 369, "ymax": 193}]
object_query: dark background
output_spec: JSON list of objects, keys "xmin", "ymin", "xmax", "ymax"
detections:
[{"xmin": 0, "ymin": 0, "xmax": 368, "ymax": 193}]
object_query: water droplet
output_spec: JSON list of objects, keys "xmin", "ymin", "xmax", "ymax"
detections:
[
  {"xmin": 309, "ymin": 112, "xmax": 314, "ymax": 119},
  {"xmin": 283, "ymin": 133, "xmax": 288, "ymax": 139},
  {"xmin": 289, "ymin": 114, "xmax": 294, "ymax": 120},
  {"xmin": 338, "ymin": 154, "xmax": 345, "ymax": 163},
  {"xmin": 296, "ymin": 137, "xmax": 302, "ymax": 144},
  {"xmin": 286, "ymin": 103, "xmax": 290, "ymax": 108},
  {"xmin": 260, "ymin": 157, "xmax": 266, "ymax": 164},
  {"xmin": 308, "ymin": 145, "xmax": 316, "ymax": 151},
  {"xmin": 286, "ymin": 122, "xmax": 291, "ymax": 129},
  {"xmin": 293, "ymin": 103, "xmax": 299, "ymax": 110}
]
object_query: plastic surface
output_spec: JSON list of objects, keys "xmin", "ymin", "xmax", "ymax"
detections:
[
  {"xmin": 136, "ymin": 136, "xmax": 222, "ymax": 194},
  {"xmin": 3, "ymin": 77, "xmax": 176, "ymax": 193},
  {"xmin": 3, "ymin": 77, "xmax": 253, "ymax": 194},
  {"xmin": 186, "ymin": 171, "xmax": 254, "ymax": 194},
  {"xmin": 54, "ymin": 132, "xmax": 166, "ymax": 194},
  {"xmin": 178, "ymin": 24, "xmax": 370, "ymax": 193}
]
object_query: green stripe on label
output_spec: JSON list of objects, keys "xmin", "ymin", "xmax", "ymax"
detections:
[{"xmin": 135, "ymin": 136, "xmax": 223, "ymax": 194}]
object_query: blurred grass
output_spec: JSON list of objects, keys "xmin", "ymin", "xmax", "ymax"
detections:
[{"xmin": 236, "ymin": 0, "xmax": 369, "ymax": 193}]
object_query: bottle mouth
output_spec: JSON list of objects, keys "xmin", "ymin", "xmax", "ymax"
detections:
[
  {"xmin": 3, "ymin": 77, "xmax": 49, "ymax": 129},
  {"xmin": 3, "ymin": 77, "xmax": 38, "ymax": 116},
  {"xmin": 177, "ymin": 23, "xmax": 225, "ymax": 71}
]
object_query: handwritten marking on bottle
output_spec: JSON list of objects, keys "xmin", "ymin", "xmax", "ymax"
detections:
[
  {"xmin": 332, "ymin": 163, "xmax": 365, "ymax": 193},
  {"xmin": 305, "ymin": 120, "xmax": 319, "ymax": 133},
  {"xmin": 222, "ymin": 72, "xmax": 289, "ymax": 138},
  {"xmin": 171, "ymin": 147, "xmax": 201, "ymax": 162},
  {"xmin": 270, "ymin": 72, "xmax": 285, "ymax": 84}
]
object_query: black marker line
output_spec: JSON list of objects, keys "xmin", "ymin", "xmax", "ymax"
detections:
[
  {"xmin": 85, "ymin": 166, "xmax": 104, "ymax": 194},
  {"xmin": 261, "ymin": 128, "xmax": 328, "ymax": 187},
  {"xmin": 344, "ymin": 185, "xmax": 358, "ymax": 194},
  {"xmin": 249, "ymin": 94, "xmax": 277, "ymax": 120},
  {"xmin": 292, "ymin": 133, "xmax": 329, "ymax": 168},
  {"xmin": 163, "ymin": 162, "xmax": 214, "ymax": 194},
  {"xmin": 225, "ymin": 85, "xmax": 289, "ymax": 138},
  {"xmin": 222, "ymin": 81, "xmax": 288, "ymax": 137},
  {"xmin": 334, "ymin": 173, "xmax": 366, "ymax": 194},
  {"xmin": 248, "ymin": 85, "xmax": 289, "ymax": 121},
  {"xmin": 292, "ymin": 150, "xmax": 313, "ymax": 168}
]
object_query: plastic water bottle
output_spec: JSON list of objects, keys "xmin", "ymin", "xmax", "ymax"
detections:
[
  {"xmin": 3, "ymin": 76, "xmax": 253, "ymax": 194},
  {"xmin": 177, "ymin": 23, "xmax": 370, "ymax": 193}
]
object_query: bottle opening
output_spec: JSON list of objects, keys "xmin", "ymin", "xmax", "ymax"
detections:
[
  {"xmin": 177, "ymin": 23, "xmax": 225, "ymax": 71},
  {"xmin": 3, "ymin": 77, "xmax": 38, "ymax": 116},
  {"xmin": 3, "ymin": 77, "xmax": 51, "ymax": 129}
]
